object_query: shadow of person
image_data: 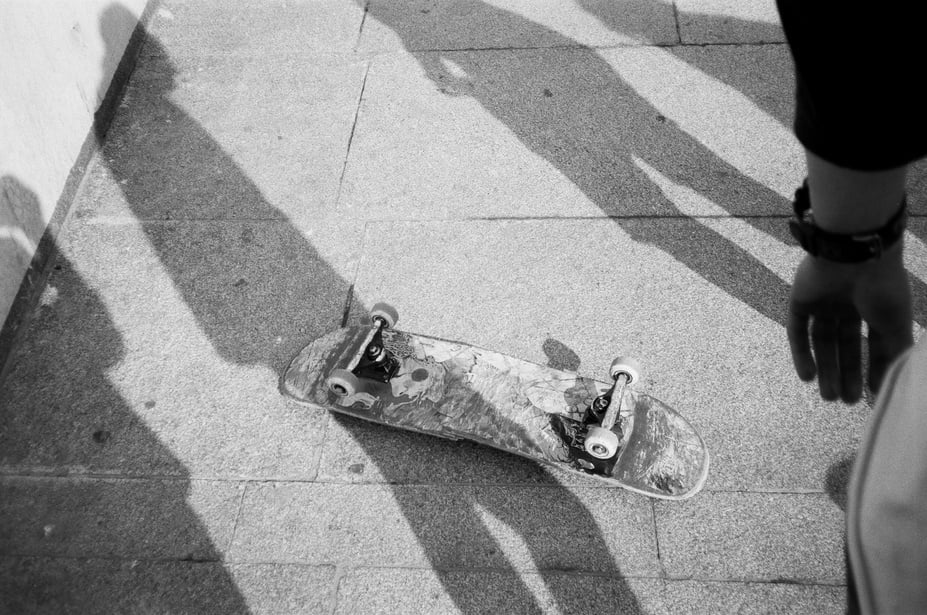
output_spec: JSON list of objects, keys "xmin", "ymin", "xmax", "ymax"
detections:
[
  {"xmin": 0, "ymin": 176, "xmax": 251, "ymax": 613},
  {"xmin": 578, "ymin": 0, "xmax": 927, "ymax": 331},
  {"xmin": 80, "ymin": 3, "xmax": 646, "ymax": 613},
  {"xmin": 0, "ymin": 175, "xmax": 48, "ymax": 353},
  {"xmin": 358, "ymin": 0, "xmax": 811, "ymax": 328}
]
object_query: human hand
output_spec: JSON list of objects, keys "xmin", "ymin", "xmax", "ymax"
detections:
[{"xmin": 787, "ymin": 247, "xmax": 913, "ymax": 402}]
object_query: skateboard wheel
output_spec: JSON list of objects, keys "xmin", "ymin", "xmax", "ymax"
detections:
[
  {"xmin": 370, "ymin": 302, "xmax": 399, "ymax": 329},
  {"xmin": 609, "ymin": 356, "xmax": 642, "ymax": 384},
  {"xmin": 328, "ymin": 368, "xmax": 360, "ymax": 397},
  {"xmin": 585, "ymin": 426, "xmax": 620, "ymax": 459}
]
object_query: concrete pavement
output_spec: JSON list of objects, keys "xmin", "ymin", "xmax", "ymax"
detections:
[{"xmin": 4, "ymin": 0, "xmax": 927, "ymax": 612}]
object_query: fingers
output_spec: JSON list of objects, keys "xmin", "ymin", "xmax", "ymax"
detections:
[
  {"xmin": 787, "ymin": 250, "xmax": 911, "ymax": 403},
  {"xmin": 789, "ymin": 301, "xmax": 863, "ymax": 403},
  {"xmin": 787, "ymin": 301, "xmax": 816, "ymax": 382},
  {"xmin": 837, "ymin": 318, "xmax": 863, "ymax": 403},
  {"xmin": 810, "ymin": 315, "xmax": 840, "ymax": 401}
]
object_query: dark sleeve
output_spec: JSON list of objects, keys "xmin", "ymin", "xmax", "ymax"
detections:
[{"xmin": 776, "ymin": 1, "xmax": 927, "ymax": 170}]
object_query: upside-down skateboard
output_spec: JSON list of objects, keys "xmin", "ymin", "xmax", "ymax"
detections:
[{"xmin": 281, "ymin": 304, "xmax": 709, "ymax": 499}]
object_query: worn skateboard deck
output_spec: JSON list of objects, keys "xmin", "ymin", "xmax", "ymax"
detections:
[{"xmin": 281, "ymin": 325, "xmax": 709, "ymax": 500}]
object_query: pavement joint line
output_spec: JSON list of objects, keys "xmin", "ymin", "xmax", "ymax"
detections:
[
  {"xmin": 0, "ymin": 554, "xmax": 847, "ymax": 587},
  {"xmin": 335, "ymin": 59, "xmax": 371, "ymax": 207},
  {"xmin": 351, "ymin": 1, "xmax": 369, "ymax": 55},
  {"xmin": 74, "ymin": 216, "xmax": 294, "ymax": 225},
  {"xmin": 71, "ymin": 214, "xmax": 799, "ymax": 224},
  {"xmin": 340, "ymin": 284, "xmax": 356, "ymax": 328},
  {"xmin": 670, "ymin": 2, "xmax": 683, "ymax": 44},
  {"xmin": 361, "ymin": 41, "xmax": 788, "ymax": 57},
  {"xmin": 226, "ymin": 483, "xmax": 249, "ymax": 555},
  {"xmin": 344, "ymin": 221, "xmax": 373, "ymax": 315},
  {"xmin": 0, "ymin": 473, "xmax": 836, "ymax": 496},
  {"xmin": 649, "ymin": 500, "xmax": 668, "ymax": 579},
  {"xmin": 670, "ymin": 41, "xmax": 789, "ymax": 49},
  {"xmin": 329, "ymin": 565, "xmax": 352, "ymax": 615},
  {"xmin": 466, "ymin": 214, "xmax": 795, "ymax": 221},
  {"xmin": 661, "ymin": 575, "xmax": 847, "ymax": 588},
  {"xmin": 66, "ymin": 212, "xmax": 926, "ymax": 226},
  {"xmin": 309, "ymin": 412, "xmax": 333, "ymax": 482},
  {"xmin": 228, "ymin": 563, "xmax": 670, "ymax": 578},
  {"xmin": 339, "ymin": 220, "xmax": 370, "ymax": 328},
  {"xmin": 0, "ymin": 553, "xmax": 226, "ymax": 565},
  {"xmin": 0, "ymin": 473, "xmax": 236, "ymax": 483},
  {"xmin": 696, "ymin": 488, "xmax": 833, "ymax": 496},
  {"xmin": 56, "ymin": 211, "xmax": 927, "ymax": 225}
]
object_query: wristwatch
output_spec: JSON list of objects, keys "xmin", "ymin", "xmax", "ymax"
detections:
[{"xmin": 788, "ymin": 181, "xmax": 907, "ymax": 263}]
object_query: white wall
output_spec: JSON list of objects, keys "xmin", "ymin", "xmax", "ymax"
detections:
[{"xmin": 0, "ymin": 0, "xmax": 149, "ymax": 331}]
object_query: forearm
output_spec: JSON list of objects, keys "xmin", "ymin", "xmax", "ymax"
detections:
[{"xmin": 805, "ymin": 151, "xmax": 907, "ymax": 234}]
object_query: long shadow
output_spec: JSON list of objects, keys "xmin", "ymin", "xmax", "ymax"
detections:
[
  {"xmin": 0, "ymin": 177, "xmax": 250, "ymax": 612},
  {"xmin": 348, "ymin": 3, "xmax": 927, "ymax": 605},
  {"xmin": 80, "ymin": 5, "xmax": 644, "ymax": 613},
  {"xmin": 582, "ymin": 0, "xmax": 927, "ymax": 329},
  {"xmin": 362, "ymin": 0, "xmax": 794, "ymax": 327},
  {"xmin": 358, "ymin": 0, "xmax": 927, "ymax": 332}
]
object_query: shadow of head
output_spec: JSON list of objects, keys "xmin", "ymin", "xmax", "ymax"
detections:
[
  {"xmin": 543, "ymin": 338, "xmax": 582, "ymax": 372},
  {"xmin": 825, "ymin": 454, "xmax": 855, "ymax": 512},
  {"xmin": 1, "ymin": 176, "xmax": 46, "ymax": 256},
  {"xmin": 95, "ymin": 2, "xmax": 175, "ymax": 142}
]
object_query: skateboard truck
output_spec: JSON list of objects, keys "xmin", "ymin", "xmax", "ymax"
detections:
[
  {"xmin": 327, "ymin": 303, "xmax": 401, "ymax": 397},
  {"xmin": 582, "ymin": 357, "xmax": 641, "ymax": 460},
  {"xmin": 353, "ymin": 318, "xmax": 400, "ymax": 383},
  {"xmin": 549, "ymin": 357, "xmax": 641, "ymax": 473}
]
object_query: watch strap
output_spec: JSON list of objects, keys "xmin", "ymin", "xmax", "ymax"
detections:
[{"xmin": 788, "ymin": 181, "xmax": 907, "ymax": 263}]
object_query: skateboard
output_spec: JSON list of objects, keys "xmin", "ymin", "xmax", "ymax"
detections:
[{"xmin": 281, "ymin": 304, "xmax": 709, "ymax": 500}]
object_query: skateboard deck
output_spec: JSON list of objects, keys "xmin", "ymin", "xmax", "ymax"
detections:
[{"xmin": 281, "ymin": 323, "xmax": 709, "ymax": 500}]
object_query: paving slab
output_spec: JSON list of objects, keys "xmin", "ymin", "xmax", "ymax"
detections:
[
  {"xmin": 335, "ymin": 568, "xmax": 843, "ymax": 614},
  {"xmin": 907, "ymin": 220, "xmax": 927, "ymax": 329},
  {"xmin": 316, "ymin": 411, "xmax": 615, "ymax": 487},
  {"xmin": 146, "ymin": 0, "xmax": 365, "ymax": 57},
  {"xmin": 0, "ymin": 476, "xmax": 242, "ymax": 560},
  {"xmin": 6, "ymin": 0, "xmax": 918, "ymax": 611},
  {"xmin": 349, "ymin": 218, "xmax": 866, "ymax": 492},
  {"xmin": 0, "ymin": 215, "xmax": 362, "ymax": 478},
  {"xmin": 357, "ymin": 0, "xmax": 678, "ymax": 53},
  {"xmin": 0, "ymin": 557, "xmax": 335, "ymax": 615},
  {"xmin": 655, "ymin": 492, "xmax": 845, "ymax": 583},
  {"xmin": 335, "ymin": 567, "xmax": 660, "ymax": 614},
  {"xmin": 229, "ymin": 482, "xmax": 658, "ymax": 574},
  {"xmin": 654, "ymin": 578, "xmax": 843, "ymax": 614},
  {"xmin": 78, "ymin": 51, "xmax": 367, "ymax": 225},
  {"xmin": 339, "ymin": 45, "xmax": 801, "ymax": 221},
  {"xmin": 908, "ymin": 158, "xmax": 927, "ymax": 210},
  {"xmin": 676, "ymin": 0, "xmax": 784, "ymax": 44}
]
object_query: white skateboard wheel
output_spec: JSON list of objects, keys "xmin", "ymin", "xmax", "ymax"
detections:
[
  {"xmin": 370, "ymin": 302, "xmax": 399, "ymax": 329},
  {"xmin": 585, "ymin": 426, "xmax": 620, "ymax": 459},
  {"xmin": 328, "ymin": 368, "xmax": 360, "ymax": 397},
  {"xmin": 609, "ymin": 356, "xmax": 642, "ymax": 384}
]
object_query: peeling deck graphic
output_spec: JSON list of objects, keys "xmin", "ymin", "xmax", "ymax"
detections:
[{"xmin": 282, "ymin": 326, "xmax": 709, "ymax": 500}]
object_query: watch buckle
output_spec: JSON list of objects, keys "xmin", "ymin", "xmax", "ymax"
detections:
[{"xmin": 851, "ymin": 233, "xmax": 883, "ymax": 258}]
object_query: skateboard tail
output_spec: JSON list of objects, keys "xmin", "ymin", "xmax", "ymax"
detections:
[
  {"xmin": 609, "ymin": 394, "xmax": 709, "ymax": 500},
  {"xmin": 280, "ymin": 327, "xmax": 363, "ymax": 403}
]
